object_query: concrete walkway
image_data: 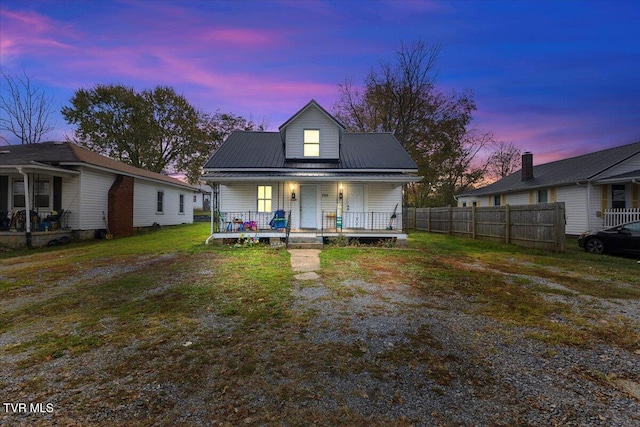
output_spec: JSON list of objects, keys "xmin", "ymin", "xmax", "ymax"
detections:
[{"xmin": 288, "ymin": 249, "xmax": 321, "ymax": 280}]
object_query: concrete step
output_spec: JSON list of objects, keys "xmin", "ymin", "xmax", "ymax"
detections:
[{"xmin": 287, "ymin": 241, "xmax": 323, "ymax": 249}]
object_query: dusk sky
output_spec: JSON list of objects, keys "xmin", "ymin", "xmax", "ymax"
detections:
[{"xmin": 1, "ymin": 0, "xmax": 639, "ymax": 165}]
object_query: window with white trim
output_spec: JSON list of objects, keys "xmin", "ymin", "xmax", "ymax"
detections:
[
  {"xmin": 303, "ymin": 129, "xmax": 320, "ymax": 157},
  {"xmin": 257, "ymin": 185, "xmax": 272, "ymax": 212}
]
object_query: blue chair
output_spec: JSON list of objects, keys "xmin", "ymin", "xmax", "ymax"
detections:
[{"xmin": 269, "ymin": 210, "xmax": 287, "ymax": 230}]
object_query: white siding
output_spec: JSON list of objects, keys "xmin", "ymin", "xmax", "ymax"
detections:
[
  {"xmin": 61, "ymin": 175, "xmax": 81, "ymax": 230},
  {"xmin": 368, "ymin": 183, "xmax": 403, "ymax": 229},
  {"xmin": 79, "ymin": 168, "xmax": 114, "ymax": 230},
  {"xmin": 133, "ymin": 180, "xmax": 193, "ymax": 227},
  {"xmin": 505, "ymin": 192, "xmax": 530, "ymax": 206},
  {"xmin": 285, "ymin": 107, "xmax": 340, "ymax": 159},
  {"xmin": 556, "ymin": 185, "xmax": 588, "ymax": 235}
]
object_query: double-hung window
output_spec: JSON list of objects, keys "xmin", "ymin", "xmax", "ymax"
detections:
[
  {"xmin": 303, "ymin": 129, "xmax": 320, "ymax": 157},
  {"xmin": 537, "ymin": 189, "xmax": 548, "ymax": 204},
  {"xmin": 257, "ymin": 185, "xmax": 272, "ymax": 212},
  {"xmin": 157, "ymin": 191, "xmax": 164, "ymax": 213},
  {"xmin": 12, "ymin": 179, "xmax": 50, "ymax": 208},
  {"xmin": 179, "ymin": 194, "xmax": 185, "ymax": 214}
]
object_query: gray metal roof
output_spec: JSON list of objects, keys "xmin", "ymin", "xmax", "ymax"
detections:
[
  {"xmin": 459, "ymin": 141, "xmax": 640, "ymax": 197},
  {"xmin": 204, "ymin": 131, "xmax": 419, "ymax": 171}
]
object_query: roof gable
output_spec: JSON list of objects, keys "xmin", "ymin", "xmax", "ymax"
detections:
[{"xmin": 278, "ymin": 99, "xmax": 346, "ymax": 132}]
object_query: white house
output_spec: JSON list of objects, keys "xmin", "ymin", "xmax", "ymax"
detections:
[
  {"xmin": 456, "ymin": 142, "xmax": 640, "ymax": 235},
  {"xmin": 0, "ymin": 142, "xmax": 195, "ymax": 247},
  {"xmin": 202, "ymin": 100, "xmax": 421, "ymax": 246}
]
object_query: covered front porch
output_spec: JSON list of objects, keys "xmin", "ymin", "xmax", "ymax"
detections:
[{"xmin": 206, "ymin": 209, "xmax": 408, "ymax": 246}]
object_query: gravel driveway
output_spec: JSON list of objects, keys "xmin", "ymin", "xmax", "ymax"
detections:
[{"xmin": 1, "ymin": 248, "xmax": 639, "ymax": 426}]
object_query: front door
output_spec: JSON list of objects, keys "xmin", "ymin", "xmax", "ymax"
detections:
[
  {"xmin": 345, "ymin": 184, "xmax": 364, "ymax": 228},
  {"xmin": 300, "ymin": 185, "xmax": 317, "ymax": 229}
]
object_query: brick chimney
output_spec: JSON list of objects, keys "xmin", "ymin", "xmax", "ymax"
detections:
[{"xmin": 521, "ymin": 152, "xmax": 534, "ymax": 181}]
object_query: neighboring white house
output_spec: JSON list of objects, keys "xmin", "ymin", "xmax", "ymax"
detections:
[
  {"xmin": 0, "ymin": 142, "xmax": 195, "ymax": 247},
  {"xmin": 456, "ymin": 143, "xmax": 640, "ymax": 235},
  {"xmin": 202, "ymin": 100, "xmax": 421, "ymax": 246}
]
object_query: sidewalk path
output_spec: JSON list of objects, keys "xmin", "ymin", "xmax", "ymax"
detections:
[{"xmin": 288, "ymin": 249, "xmax": 321, "ymax": 280}]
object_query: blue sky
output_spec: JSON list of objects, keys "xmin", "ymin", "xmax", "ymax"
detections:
[{"xmin": 1, "ymin": 0, "xmax": 638, "ymax": 164}]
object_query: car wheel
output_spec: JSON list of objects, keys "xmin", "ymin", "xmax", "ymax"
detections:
[{"xmin": 586, "ymin": 238, "xmax": 604, "ymax": 254}]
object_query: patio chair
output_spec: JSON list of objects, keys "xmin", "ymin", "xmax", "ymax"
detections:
[{"xmin": 269, "ymin": 210, "xmax": 287, "ymax": 230}]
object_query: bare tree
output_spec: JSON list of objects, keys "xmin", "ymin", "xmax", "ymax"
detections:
[
  {"xmin": 0, "ymin": 71, "xmax": 56, "ymax": 144},
  {"xmin": 487, "ymin": 140, "xmax": 521, "ymax": 181}
]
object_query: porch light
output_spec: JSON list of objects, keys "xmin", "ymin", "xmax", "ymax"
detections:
[
  {"xmin": 338, "ymin": 184, "xmax": 343, "ymax": 200},
  {"xmin": 290, "ymin": 183, "xmax": 296, "ymax": 201}
]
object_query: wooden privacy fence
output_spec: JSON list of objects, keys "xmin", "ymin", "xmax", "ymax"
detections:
[{"xmin": 404, "ymin": 203, "xmax": 566, "ymax": 252}]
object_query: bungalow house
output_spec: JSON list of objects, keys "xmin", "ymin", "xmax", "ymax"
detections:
[
  {"xmin": 202, "ymin": 100, "xmax": 421, "ymax": 246},
  {"xmin": 456, "ymin": 141, "xmax": 640, "ymax": 235},
  {"xmin": 0, "ymin": 141, "xmax": 195, "ymax": 248}
]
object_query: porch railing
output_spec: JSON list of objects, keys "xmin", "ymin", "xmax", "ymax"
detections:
[
  {"xmin": 216, "ymin": 211, "xmax": 288, "ymax": 232},
  {"xmin": 322, "ymin": 211, "xmax": 400, "ymax": 231},
  {"xmin": 214, "ymin": 210, "xmax": 401, "ymax": 233},
  {"xmin": 604, "ymin": 208, "xmax": 640, "ymax": 227}
]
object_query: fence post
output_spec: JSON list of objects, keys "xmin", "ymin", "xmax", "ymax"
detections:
[
  {"xmin": 448, "ymin": 206, "xmax": 453, "ymax": 235},
  {"xmin": 472, "ymin": 205, "xmax": 477, "ymax": 240},
  {"xmin": 427, "ymin": 208, "xmax": 431, "ymax": 232},
  {"xmin": 505, "ymin": 204, "xmax": 510, "ymax": 244}
]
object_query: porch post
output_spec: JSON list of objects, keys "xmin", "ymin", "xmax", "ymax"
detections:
[{"xmin": 17, "ymin": 167, "xmax": 33, "ymax": 248}]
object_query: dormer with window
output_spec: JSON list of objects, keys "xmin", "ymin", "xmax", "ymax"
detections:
[{"xmin": 279, "ymin": 100, "xmax": 344, "ymax": 162}]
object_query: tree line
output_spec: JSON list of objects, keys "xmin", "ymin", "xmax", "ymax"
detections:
[{"xmin": 0, "ymin": 40, "xmax": 521, "ymax": 205}]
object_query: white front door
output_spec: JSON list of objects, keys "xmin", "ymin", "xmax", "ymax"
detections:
[
  {"xmin": 300, "ymin": 185, "xmax": 317, "ymax": 229},
  {"xmin": 345, "ymin": 184, "xmax": 365, "ymax": 228}
]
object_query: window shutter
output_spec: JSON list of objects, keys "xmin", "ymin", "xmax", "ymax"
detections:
[{"xmin": 601, "ymin": 185, "xmax": 608, "ymax": 211}]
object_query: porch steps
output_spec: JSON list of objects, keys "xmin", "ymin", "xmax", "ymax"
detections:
[{"xmin": 287, "ymin": 236, "xmax": 323, "ymax": 249}]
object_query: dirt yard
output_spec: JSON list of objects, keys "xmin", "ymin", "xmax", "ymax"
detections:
[{"xmin": 1, "ymin": 226, "xmax": 639, "ymax": 426}]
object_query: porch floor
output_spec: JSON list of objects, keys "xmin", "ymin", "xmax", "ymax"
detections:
[{"xmin": 208, "ymin": 228, "xmax": 407, "ymax": 240}]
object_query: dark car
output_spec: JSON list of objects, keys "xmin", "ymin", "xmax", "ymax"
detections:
[{"xmin": 578, "ymin": 221, "xmax": 640, "ymax": 255}]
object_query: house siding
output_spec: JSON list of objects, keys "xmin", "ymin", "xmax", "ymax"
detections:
[
  {"xmin": 285, "ymin": 107, "xmax": 340, "ymax": 159},
  {"xmin": 368, "ymin": 183, "xmax": 403, "ymax": 229},
  {"xmin": 133, "ymin": 179, "xmax": 193, "ymax": 227},
  {"xmin": 505, "ymin": 192, "xmax": 530, "ymax": 206},
  {"xmin": 79, "ymin": 168, "xmax": 113, "ymax": 230},
  {"xmin": 556, "ymin": 186, "xmax": 588, "ymax": 235},
  {"xmin": 61, "ymin": 175, "xmax": 81, "ymax": 230}
]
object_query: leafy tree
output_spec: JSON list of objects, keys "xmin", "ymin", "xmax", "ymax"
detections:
[
  {"xmin": 333, "ymin": 40, "xmax": 492, "ymax": 206},
  {"xmin": 0, "ymin": 71, "xmax": 56, "ymax": 144},
  {"xmin": 62, "ymin": 84, "xmax": 257, "ymax": 183}
]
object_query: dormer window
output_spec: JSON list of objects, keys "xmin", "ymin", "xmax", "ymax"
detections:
[{"xmin": 303, "ymin": 129, "xmax": 320, "ymax": 157}]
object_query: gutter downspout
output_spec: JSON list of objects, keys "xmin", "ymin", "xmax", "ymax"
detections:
[{"xmin": 17, "ymin": 167, "xmax": 33, "ymax": 248}]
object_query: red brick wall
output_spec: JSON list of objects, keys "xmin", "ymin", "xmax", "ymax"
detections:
[{"xmin": 108, "ymin": 175, "xmax": 134, "ymax": 237}]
